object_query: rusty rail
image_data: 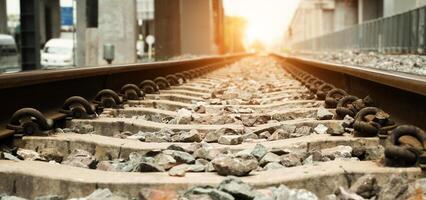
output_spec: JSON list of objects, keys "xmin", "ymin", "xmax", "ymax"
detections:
[
  {"xmin": 272, "ymin": 53, "xmax": 426, "ymax": 130},
  {"xmin": 0, "ymin": 54, "xmax": 250, "ymax": 133}
]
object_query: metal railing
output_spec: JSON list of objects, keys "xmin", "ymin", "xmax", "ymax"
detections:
[{"xmin": 293, "ymin": 6, "xmax": 426, "ymax": 54}]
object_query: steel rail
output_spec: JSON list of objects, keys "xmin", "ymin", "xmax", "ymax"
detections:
[
  {"xmin": 272, "ymin": 53, "xmax": 426, "ymax": 130},
  {"xmin": 0, "ymin": 54, "xmax": 250, "ymax": 131}
]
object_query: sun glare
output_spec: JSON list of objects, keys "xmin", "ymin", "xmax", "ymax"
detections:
[{"xmin": 224, "ymin": 0, "xmax": 300, "ymax": 49}]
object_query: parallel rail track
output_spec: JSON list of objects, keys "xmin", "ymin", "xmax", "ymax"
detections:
[{"xmin": 0, "ymin": 54, "xmax": 425, "ymax": 199}]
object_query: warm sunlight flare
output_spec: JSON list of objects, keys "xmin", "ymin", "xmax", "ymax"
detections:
[{"xmin": 224, "ymin": 0, "xmax": 300, "ymax": 50}]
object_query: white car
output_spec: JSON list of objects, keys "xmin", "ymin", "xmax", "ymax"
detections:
[{"xmin": 41, "ymin": 38, "xmax": 74, "ymax": 68}]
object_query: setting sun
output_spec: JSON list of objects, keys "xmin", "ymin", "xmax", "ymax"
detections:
[{"xmin": 224, "ymin": 0, "xmax": 300, "ymax": 49}]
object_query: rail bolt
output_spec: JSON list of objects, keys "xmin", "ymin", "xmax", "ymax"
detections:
[
  {"xmin": 324, "ymin": 88, "xmax": 347, "ymax": 108},
  {"xmin": 120, "ymin": 84, "xmax": 144, "ymax": 100},
  {"xmin": 7, "ymin": 108, "xmax": 53, "ymax": 135},
  {"xmin": 166, "ymin": 74, "xmax": 179, "ymax": 86},
  {"xmin": 316, "ymin": 84, "xmax": 335, "ymax": 101},
  {"xmin": 94, "ymin": 89, "xmax": 122, "ymax": 108},
  {"xmin": 310, "ymin": 79, "xmax": 324, "ymax": 94},
  {"xmin": 182, "ymin": 71, "xmax": 192, "ymax": 80},
  {"xmin": 174, "ymin": 73, "xmax": 187, "ymax": 84},
  {"xmin": 336, "ymin": 95, "xmax": 359, "ymax": 119},
  {"xmin": 353, "ymin": 107, "xmax": 382, "ymax": 137},
  {"xmin": 61, "ymin": 96, "xmax": 97, "ymax": 119},
  {"xmin": 384, "ymin": 125, "xmax": 426, "ymax": 167},
  {"xmin": 140, "ymin": 80, "xmax": 159, "ymax": 94},
  {"xmin": 154, "ymin": 77, "xmax": 170, "ymax": 90}
]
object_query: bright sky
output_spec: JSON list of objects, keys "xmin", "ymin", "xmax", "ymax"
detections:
[{"xmin": 223, "ymin": 0, "xmax": 300, "ymax": 48}]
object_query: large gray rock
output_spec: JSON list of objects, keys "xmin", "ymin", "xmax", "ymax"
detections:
[
  {"xmin": 205, "ymin": 127, "xmax": 236, "ymax": 143},
  {"xmin": 316, "ymin": 107, "xmax": 334, "ymax": 120},
  {"xmin": 280, "ymin": 154, "xmax": 302, "ymax": 167},
  {"xmin": 268, "ymin": 129, "xmax": 289, "ymax": 140},
  {"xmin": 162, "ymin": 150, "xmax": 195, "ymax": 164},
  {"xmin": 40, "ymin": 147, "xmax": 64, "ymax": 163},
  {"xmin": 253, "ymin": 185, "xmax": 318, "ymax": 200},
  {"xmin": 154, "ymin": 153, "xmax": 177, "ymax": 170},
  {"xmin": 145, "ymin": 132, "xmax": 171, "ymax": 142},
  {"xmin": 180, "ymin": 130, "xmax": 202, "ymax": 142},
  {"xmin": 250, "ymin": 143, "xmax": 268, "ymax": 160},
  {"xmin": 137, "ymin": 162, "xmax": 165, "ymax": 172},
  {"xmin": 168, "ymin": 164, "xmax": 189, "ymax": 177},
  {"xmin": 313, "ymin": 124, "xmax": 328, "ymax": 134},
  {"xmin": 212, "ymin": 154, "xmax": 258, "ymax": 176},
  {"xmin": 259, "ymin": 152, "xmax": 281, "ymax": 166},
  {"xmin": 218, "ymin": 135, "xmax": 243, "ymax": 145},
  {"xmin": 326, "ymin": 123, "xmax": 345, "ymax": 136},
  {"xmin": 182, "ymin": 186, "xmax": 235, "ymax": 200},
  {"xmin": 241, "ymin": 133, "xmax": 259, "ymax": 141},
  {"xmin": 96, "ymin": 161, "xmax": 119, "ymax": 171},
  {"xmin": 204, "ymin": 130, "xmax": 222, "ymax": 143},
  {"xmin": 335, "ymin": 187, "xmax": 364, "ymax": 200},
  {"xmin": 294, "ymin": 126, "xmax": 311, "ymax": 137},
  {"xmin": 218, "ymin": 177, "xmax": 254, "ymax": 200},
  {"xmin": 62, "ymin": 149, "xmax": 97, "ymax": 169},
  {"xmin": 378, "ymin": 175, "xmax": 415, "ymax": 200},
  {"xmin": 280, "ymin": 124, "xmax": 296, "ymax": 135},
  {"xmin": 342, "ymin": 115, "xmax": 354, "ymax": 128},
  {"xmin": 187, "ymin": 164, "xmax": 206, "ymax": 172},
  {"xmin": 85, "ymin": 188, "xmax": 127, "ymax": 200},
  {"xmin": 349, "ymin": 175, "xmax": 380, "ymax": 199},
  {"xmin": 16, "ymin": 148, "xmax": 46, "ymax": 161},
  {"xmin": 176, "ymin": 108, "xmax": 193, "ymax": 124},
  {"xmin": 193, "ymin": 143, "xmax": 226, "ymax": 161},
  {"xmin": 321, "ymin": 146, "xmax": 352, "ymax": 160},
  {"xmin": 2, "ymin": 152, "xmax": 19, "ymax": 161}
]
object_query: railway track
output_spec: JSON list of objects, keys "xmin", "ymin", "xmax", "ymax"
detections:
[{"xmin": 0, "ymin": 55, "xmax": 425, "ymax": 199}]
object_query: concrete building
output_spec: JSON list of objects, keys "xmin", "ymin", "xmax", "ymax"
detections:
[
  {"xmin": 154, "ymin": 0, "xmax": 225, "ymax": 59},
  {"xmin": 0, "ymin": 0, "xmax": 7, "ymax": 34},
  {"xmin": 285, "ymin": 0, "xmax": 360, "ymax": 47},
  {"xmin": 39, "ymin": 0, "xmax": 61, "ymax": 44},
  {"xmin": 285, "ymin": 0, "xmax": 388, "ymax": 48},
  {"xmin": 358, "ymin": 0, "xmax": 383, "ymax": 23},
  {"xmin": 137, "ymin": 0, "xmax": 155, "ymax": 37},
  {"xmin": 383, "ymin": 0, "xmax": 426, "ymax": 17},
  {"xmin": 285, "ymin": 0, "xmax": 426, "ymax": 49},
  {"xmin": 137, "ymin": 0, "xmax": 155, "ymax": 54},
  {"xmin": 224, "ymin": 16, "xmax": 246, "ymax": 53},
  {"xmin": 76, "ymin": 0, "xmax": 137, "ymax": 67}
]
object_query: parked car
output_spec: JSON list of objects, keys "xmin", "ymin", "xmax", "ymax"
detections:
[
  {"xmin": 0, "ymin": 34, "xmax": 19, "ymax": 73},
  {"xmin": 41, "ymin": 38, "xmax": 74, "ymax": 68}
]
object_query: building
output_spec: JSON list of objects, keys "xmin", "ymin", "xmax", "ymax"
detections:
[
  {"xmin": 284, "ymin": 0, "xmax": 359, "ymax": 48},
  {"xmin": 137, "ymin": 0, "xmax": 154, "ymax": 40},
  {"xmin": 154, "ymin": 0, "xmax": 225, "ymax": 59},
  {"xmin": 224, "ymin": 16, "xmax": 246, "ymax": 53},
  {"xmin": 285, "ymin": 0, "xmax": 426, "ymax": 49},
  {"xmin": 76, "ymin": 0, "xmax": 137, "ymax": 67},
  {"xmin": 0, "ymin": 0, "xmax": 6, "ymax": 34}
]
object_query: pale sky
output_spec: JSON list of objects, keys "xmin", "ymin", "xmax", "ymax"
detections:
[{"xmin": 223, "ymin": 0, "xmax": 300, "ymax": 47}]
